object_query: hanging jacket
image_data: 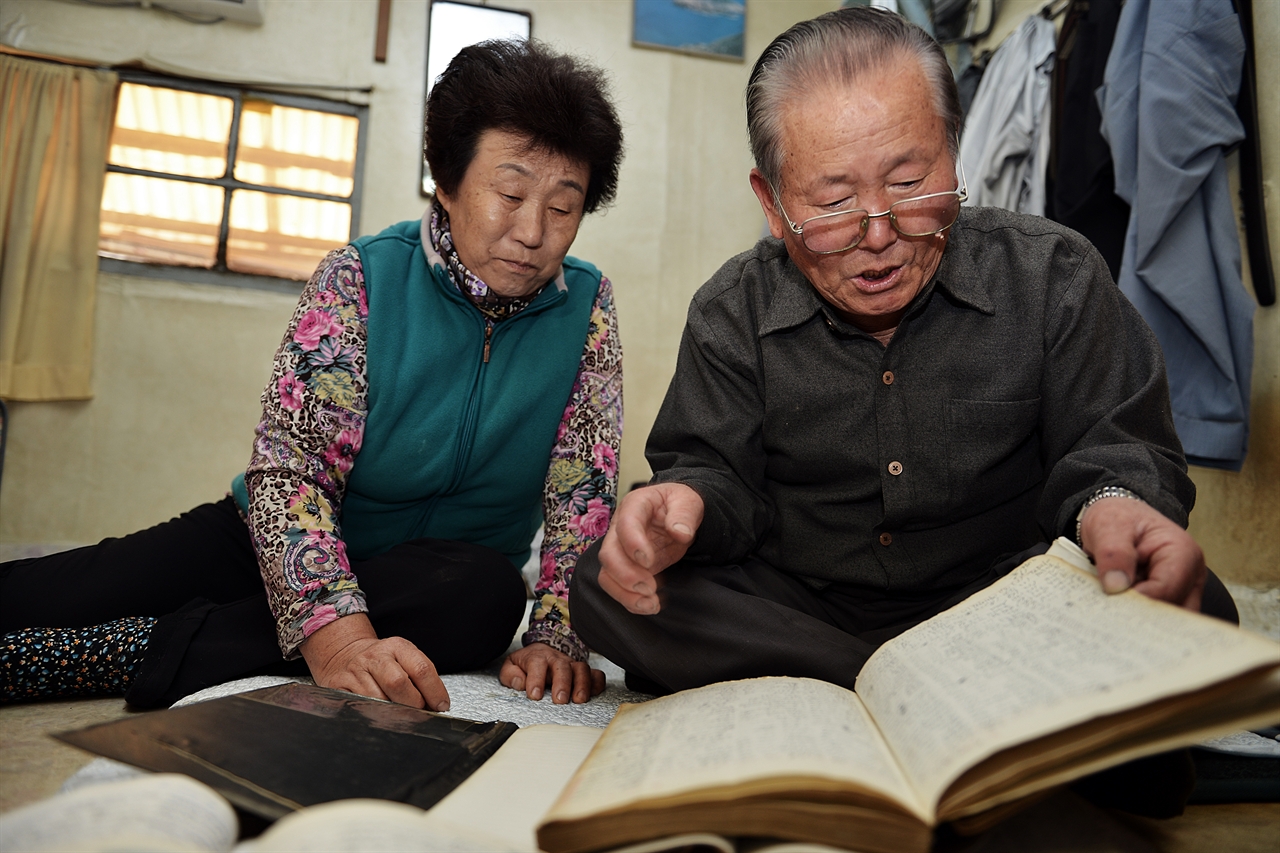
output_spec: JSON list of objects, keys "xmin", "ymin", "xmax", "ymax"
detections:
[
  {"xmin": 1098, "ymin": 0, "xmax": 1252, "ymax": 470},
  {"xmin": 1047, "ymin": 0, "xmax": 1129, "ymax": 280},
  {"xmin": 959, "ymin": 14, "xmax": 1057, "ymax": 215}
]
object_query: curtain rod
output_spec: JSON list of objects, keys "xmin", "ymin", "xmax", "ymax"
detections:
[{"xmin": 0, "ymin": 45, "xmax": 374, "ymax": 93}]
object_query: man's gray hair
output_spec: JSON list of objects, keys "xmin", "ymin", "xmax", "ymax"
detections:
[{"xmin": 746, "ymin": 6, "xmax": 961, "ymax": 189}]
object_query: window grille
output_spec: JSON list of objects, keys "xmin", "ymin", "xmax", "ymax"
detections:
[{"xmin": 99, "ymin": 72, "xmax": 366, "ymax": 282}]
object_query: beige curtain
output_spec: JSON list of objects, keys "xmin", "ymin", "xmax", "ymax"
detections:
[{"xmin": 0, "ymin": 54, "xmax": 117, "ymax": 401}]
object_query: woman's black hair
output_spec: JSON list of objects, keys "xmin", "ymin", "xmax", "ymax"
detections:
[{"xmin": 425, "ymin": 39, "xmax": 624, "ymax": 214}]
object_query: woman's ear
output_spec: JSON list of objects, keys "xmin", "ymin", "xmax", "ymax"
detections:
[{"xmin": 434, "ymin": 186, "xmax": 453, "ymax": 215}]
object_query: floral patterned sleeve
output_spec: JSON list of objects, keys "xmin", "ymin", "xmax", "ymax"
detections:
[
  {"xmin": 523, "ymin": 275, "xmax": 623, "ymax": 661},
  {"xmin": 245, "ymin": 246, "xmax": 370, "ymax": 658}
]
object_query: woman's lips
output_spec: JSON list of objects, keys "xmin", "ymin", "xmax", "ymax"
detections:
[{"xmin": 501, "ymin": 258, "xmax": 537, "ymax": 274}]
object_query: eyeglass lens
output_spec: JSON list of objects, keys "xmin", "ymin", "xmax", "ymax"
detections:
[{"xmin": 801, "ymin": 194, "xmax": 962, "ymax": 254}]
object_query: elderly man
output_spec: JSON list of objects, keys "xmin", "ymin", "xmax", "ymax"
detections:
[{"xmin": 570, "ymin": 6, "xmax": 1237, "ymax": 703}]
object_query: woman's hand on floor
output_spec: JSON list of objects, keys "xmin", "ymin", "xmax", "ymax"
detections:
[
  {"xmin": 300, "ymin": 613, "xmax": 451, "ymax": 711},
  {"xmin": 500, "ymin": 642, "xmax": 605, "ymax": 704}
]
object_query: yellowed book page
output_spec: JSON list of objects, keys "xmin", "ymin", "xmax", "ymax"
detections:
[
  {"xmin": 544, "ymin": 678, "xmax": 927, "ymax": 825},
  {"xmin": 855, "ymin": 553, "xmax": 1280, "ymax": 816},
  {"xmin": 1044, "ymin": 536, "xmax": 1094, "ymax": 573},
  {"xmin": 0, "ymin": 773, "xmax": 236, "ymax": 853},
  {"xmin": 247, "ymin": 799, "xmax": 520, "ymax": 853},
  {"xmin": 421, "ymin": 724, "xmax": 603, "ymax": 852},
  {"xmin": 937, "ymin": 667, "xmax": 1280, "ymax": 821}
]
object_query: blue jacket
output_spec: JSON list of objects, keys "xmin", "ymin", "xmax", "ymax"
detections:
[{"xmin": 1098, "ymin": 0, "xmax": 1252, "ymax": 470}]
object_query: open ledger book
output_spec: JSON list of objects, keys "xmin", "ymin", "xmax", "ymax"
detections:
[
  {"xmin": 534, "ymin": 540, "xmax": 1280, "ymax": 853},
  {"xmin": 6, "ymin": 540, "xmax": 1279, "ymax": 853}
]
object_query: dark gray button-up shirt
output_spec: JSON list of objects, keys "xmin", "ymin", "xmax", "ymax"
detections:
[{"xmin": 648, "ymin": 207, "xmax": 1193, "ymax": 593}]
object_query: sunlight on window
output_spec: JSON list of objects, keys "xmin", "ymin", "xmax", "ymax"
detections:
[
  {"xmin": 235, "ymin": 99, "xmax": 357, "ymax": 196},
  {"xmin": 227, "ymin": 190, "xmax": 351, "ymax": 280},
  {"xmin": 100, "ymin": 80, "xmax": 358, "ymax": 280},
  {"xmin": 99, "ymin": 173, "xmax": 224, "ymax": 268},
  {"xmin": 108, "ymin": 83, "xmax": 232, "ymax": 179}
]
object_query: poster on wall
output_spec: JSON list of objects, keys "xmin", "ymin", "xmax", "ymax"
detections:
[{"xmin": 633, "ymin": 0, "xmax": 746, "ymax": 61}]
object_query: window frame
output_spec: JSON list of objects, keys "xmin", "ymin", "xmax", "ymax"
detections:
[{"xmin": 99, "ymin": 69, "xmax": 369, "ymax": 290}]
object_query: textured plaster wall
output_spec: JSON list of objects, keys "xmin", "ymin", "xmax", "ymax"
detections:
[
  {"xmin": 0, "ymin": 0, "xmax": 835, "ymax": 544},
  {"xmin": 2, "ymin": 0, "xmax": 1274, "ymax": 586},
  {"xmin": 1, "ymin": 276, "xmax": 296, "ymax": 539}
]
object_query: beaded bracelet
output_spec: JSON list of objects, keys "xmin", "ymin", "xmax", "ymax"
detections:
[{"xmin": 1075, "ymin": 486, "xmax": 1143, "ymax": 546}]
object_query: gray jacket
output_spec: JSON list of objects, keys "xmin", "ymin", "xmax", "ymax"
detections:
[{"xmin": 648, "ymin": 207, "xmax": 1193, "ymax": 592}]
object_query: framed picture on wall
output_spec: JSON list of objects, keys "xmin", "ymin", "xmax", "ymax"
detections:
[
  {"xmin": 632, "ymin": 0, "xmax": 745, "ymax": 62},
  {"xmin": 422, "ymin": 0, "xmax": 532, "ymax": 196}
]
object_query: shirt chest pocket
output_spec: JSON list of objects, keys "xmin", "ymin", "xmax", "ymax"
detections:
[{"xmin": 945, "ymin": 397, "xmax": 1043, "ymax": 506}]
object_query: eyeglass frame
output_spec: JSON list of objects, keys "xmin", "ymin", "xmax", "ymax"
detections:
[{"xmin": 770, "ymin": 162, "xmax": 969, "ymax": 256}]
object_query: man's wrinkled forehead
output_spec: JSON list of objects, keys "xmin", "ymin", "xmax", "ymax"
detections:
[
  {"xmin": 774, "ymin": 60, "xmax": 949, "ymax": 179},
  {"xmin": 803, "ymin": 144, "xmax": 943, "ymax": 187}
]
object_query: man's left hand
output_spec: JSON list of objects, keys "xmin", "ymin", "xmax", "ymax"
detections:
[
  {"xmin": 1079, "ymin": 497, "xmax": 1206, "ymax": 611},
  {"xmin": 500, "ymin": 642, "xmax": 605, "ymax": 704}
]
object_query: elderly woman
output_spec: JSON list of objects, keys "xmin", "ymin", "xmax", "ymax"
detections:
[{"xmin": 0, "ymin": 40, "xmax": 624, "ymax": 711}]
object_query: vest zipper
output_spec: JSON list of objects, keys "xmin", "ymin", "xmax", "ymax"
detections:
[
  {"xmin": 444, "ymin": 317, "xmax": 493, "ymax": 495},
  {"xmin": 412, "ymin": 267, "xmax": 573, "ymax": 536},
  {"xmin": 442, "ymin": 293, "xmax": 565, "ymax": 495}
]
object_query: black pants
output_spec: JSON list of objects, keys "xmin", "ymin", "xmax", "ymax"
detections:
[{"xmin": 0, "ymin": 497, "xmax": 527, "ymax": 708}]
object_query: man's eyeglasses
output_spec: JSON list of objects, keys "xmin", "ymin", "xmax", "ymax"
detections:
[{"xmin": 772, "ymin": 166, "xmax": 968, "ymax": 255}]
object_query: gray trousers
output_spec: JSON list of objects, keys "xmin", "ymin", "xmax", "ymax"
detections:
[{"xmin": 571, "ymin": 540, "xmax": 1238, "ymax": 695}]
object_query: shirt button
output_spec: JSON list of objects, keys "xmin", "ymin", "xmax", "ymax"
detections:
[
  {"xmin": 879, "ymin": 532, "xmax": 893, "ymax": 546},
  {"xmin": 882, "ymin": 370, "xmax": 895, "ymax": 385},
  {"xmin": 888, "ymin": 461, "xmax": 903, "ymax": 475}
]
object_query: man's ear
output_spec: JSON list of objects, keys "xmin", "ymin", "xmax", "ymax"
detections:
[{"xmin": 749, "ymin": 169, "xmax": 787, "ymax": 240}]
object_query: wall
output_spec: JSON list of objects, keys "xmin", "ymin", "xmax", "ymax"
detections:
[
  {"xmin": 0, "ymin": 276, "xmax": 297, "ymax": 539},
  {"xmin": 2, "ymin": 0, "xmax": 1275, "ymax": 586},
  {"xmin": 0, "ymin": 0, "xmax": 835, "ymax": 544}
]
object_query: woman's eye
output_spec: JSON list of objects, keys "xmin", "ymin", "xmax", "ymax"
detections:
[{"xmin": 502, "ymin": 193, "xmax": 522, "ymax": 203}]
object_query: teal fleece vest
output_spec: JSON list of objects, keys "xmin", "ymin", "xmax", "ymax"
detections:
[{"xmin": 234, "ymin": 218, "xmax": 601, "ymax": 567}]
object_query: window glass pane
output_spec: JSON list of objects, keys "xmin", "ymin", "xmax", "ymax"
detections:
[
  {"xmin": 422, "ymin": 1, "xmax": 530, "ymax": 194},
  {"xmin": 234, "ymin": 100, "xmax": 358, "ymax": 197},
  {"xmin": 108, "ymin": 82, "xmax": 232, "ymax": 179},
  {"xmin": 99, "ymin": 172, "xmax": 224, "ymax": 268},
  {"xmin": 227, "ymin": 190, "xmax": 351, "ymax": 280}
]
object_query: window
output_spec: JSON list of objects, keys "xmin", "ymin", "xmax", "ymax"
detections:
[
  {"xmin": 421, "ymin": 0, "xmax": 530, "ymax": 195},
  {"xmin": 99, "ymin": 72, "xmax": 366, "ymax": 282}
]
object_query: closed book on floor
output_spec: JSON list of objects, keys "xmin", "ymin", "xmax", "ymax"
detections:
[{"xmin": 53, "ymin": 682, "xmax": 517, "ymax": 821}]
